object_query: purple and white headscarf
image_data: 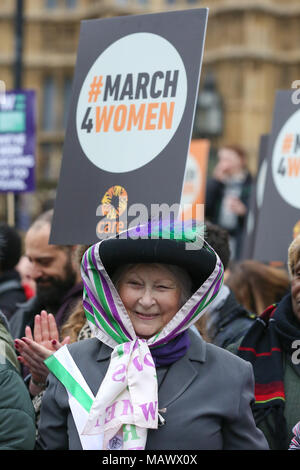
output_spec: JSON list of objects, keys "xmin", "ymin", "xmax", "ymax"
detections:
[{"xmin": 81, "ymin": 236, "xmax": 223, "ymax": 349}]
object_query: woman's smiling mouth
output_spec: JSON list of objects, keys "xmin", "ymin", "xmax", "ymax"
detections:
[{"xmin": 133, "ymin": 311, "xmax": 160, "ymax": 320}]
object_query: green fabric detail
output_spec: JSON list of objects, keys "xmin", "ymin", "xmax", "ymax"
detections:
[
  {"xmin": 45, "ymin": 354, "xmax": 94, "ymax": 413},
  {"xmin": 84, "ymin": 281, "xmax": 122, "ymax": 344},
  {"xmin": 122, "ymin": 424, "xmax": 140, "ymax": 442},
  {"xmin": 256, "ymin": 396, "xmax": 285, "ymax": 404},
  {"xmin": 189, "ymin": 266, "xmax": 224, "ymax": 321},
  {"xmin": 84, "ymin": 307, "xmax": 95, "ymax": 325},
  {"xmin": 149, "ymin": 222, "xmax": 205, "ymax": 244},
  {"xmin": 117, "ymin": 345, "xmax": 124, "ymax": 358}
]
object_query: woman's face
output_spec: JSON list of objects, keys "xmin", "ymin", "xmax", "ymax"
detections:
[
  {"xmin": 291, "ymin": 258, "xmax": 300, "ymax": 322},
  {"xmin": 117, "ymin": 264, "xmax": 182, "ymax": 339},
  {"xmin": 217, "ymin": 148, "xmax": 244, "ymax": 176}
]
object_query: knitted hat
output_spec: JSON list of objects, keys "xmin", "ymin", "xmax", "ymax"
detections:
[{"xmin": 0, "ymin": 223, "xmax": 22, "ymax": 271}]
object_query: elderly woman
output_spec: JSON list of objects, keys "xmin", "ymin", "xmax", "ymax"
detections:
[
  {"xmin": 34, "ymin": 221, "xmax": 268, "ymax": 450},
  {"xmin": 228, "ymin": 234, "xmax": 300, "ymax": 450}
]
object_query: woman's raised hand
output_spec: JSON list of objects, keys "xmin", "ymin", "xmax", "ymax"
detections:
[{"xmin": 14, "ymin": 310, "xmax": 70, "ymax": 395}]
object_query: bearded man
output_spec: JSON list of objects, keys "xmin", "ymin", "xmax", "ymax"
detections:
[{"xmin": 9, "ymin": 210, "xmax": 83, "ymax": 340}]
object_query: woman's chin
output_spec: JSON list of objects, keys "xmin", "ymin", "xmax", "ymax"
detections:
[{"xmin": 134, "ymin": 325, "xmax": 161, "ymax": 340}]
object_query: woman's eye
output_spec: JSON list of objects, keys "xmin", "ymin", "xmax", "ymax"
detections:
[{"xmin": 128, "ymin": 280, "xmax": 142, "ymax": 286}]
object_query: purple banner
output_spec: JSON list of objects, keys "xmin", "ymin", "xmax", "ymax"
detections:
[{"xmin": 0, "ymin": 89, "xmax": 36, "ymax": 192}]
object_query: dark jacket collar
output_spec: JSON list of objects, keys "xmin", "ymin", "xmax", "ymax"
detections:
[
  {"xmin": 60, "ymin": 281, "xmax": 83, "ymax": 304},
  {"xmin": 0, "ymin": 269, "xmax": 21, "ymax": 283}
]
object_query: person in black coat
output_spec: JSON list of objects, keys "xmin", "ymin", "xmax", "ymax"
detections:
[
  {"xmin": 196, "ymin": 221, "xmax": 256, "ymax": 348},
  {"xmin": 205, "ymin": 145, "xmax": 252, "ymax": 260}
]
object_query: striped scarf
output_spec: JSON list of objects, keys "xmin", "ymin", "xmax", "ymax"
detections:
[{"xmin": 237, "ymin": 293, "xmax": 299, "ymax": 450}]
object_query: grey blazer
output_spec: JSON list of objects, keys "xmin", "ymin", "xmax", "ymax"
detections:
[{"xmin": 36, "ymin": 330, "xmax": 269, "ymax": 450}]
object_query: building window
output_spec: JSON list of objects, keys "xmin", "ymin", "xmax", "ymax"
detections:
[
  {"xmin": 45, "ymin": 0, "xmax": 78, "ymax": 8},
  {"xmin": 42, "ymin": 76, "xmax": 56, "ymax": 131},
  {"xmin": 39, "ymin": 143, "xmax": 62, "ymax": 183},
  {"xmin": 65, "ymin": 0, "xmax": 77, "ymax": 7},
  {"xmin": 63, "ymin": 77, "xmax": 73, "ymax": 129},
  {"xmin": 45, "ymin": 0, "xmax": 58, "ymax": 8}
]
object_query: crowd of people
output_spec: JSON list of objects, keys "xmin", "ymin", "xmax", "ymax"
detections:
[{"xmin": 0, "ymin": 144, "xmax": 300, "ymax": 451}]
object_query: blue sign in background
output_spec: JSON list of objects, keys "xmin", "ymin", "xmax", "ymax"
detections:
[{"xmin": 0, "ymin": 89, "xmax": 36, "ymax": 192}]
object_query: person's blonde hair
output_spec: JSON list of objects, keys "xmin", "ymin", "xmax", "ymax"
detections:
[
  {"xmin": 288, "ymin": 235, "xmax": 300, "ymax": 278},
  {"xmin": 60, "ymin": 244, "xmax": 90, "ymax": 342},
  {"xmin": 60, "ymin": 298, "xmax": 87, "ymax": 343}
]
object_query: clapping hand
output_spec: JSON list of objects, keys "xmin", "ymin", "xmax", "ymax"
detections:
[{"xmin": 14, "ymin": 310, "xmax": 70, "ymax": 395}]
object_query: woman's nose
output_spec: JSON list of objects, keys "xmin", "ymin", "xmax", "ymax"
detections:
[{"xmin": 138, "ymin": 289, "xmax": 156, "ymax": 308}]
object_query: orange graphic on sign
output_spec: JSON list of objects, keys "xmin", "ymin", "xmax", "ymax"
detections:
[
  {"xmin": 88, "ymin": 76, "xmax": 104, "ymax": 102},
  {"xmin": 94, "ymin": 102, "xmax": 175, "ymax": 133},
  {"xmin": 293, "ymin": 220, "xmax": 300, "ymax": 239},
  {"xmin": 288, "ymin": 157, "xmax": 300, "ymax": 177},
  {"xmin": 100, "ymin": 185, "xmax": 128, "ymax": 219},
  {"xmin": 281, "ymin": 134, "xmax": 293, "ymax": 154}
]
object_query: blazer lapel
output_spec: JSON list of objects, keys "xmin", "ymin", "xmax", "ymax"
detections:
[
  {"xmin": 157, "ymin": 330, "xmax": 206, "ymax": 409},
  {"xmin": 96, "ymin": 341, "xmax": 112, "ymax": 362}
]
